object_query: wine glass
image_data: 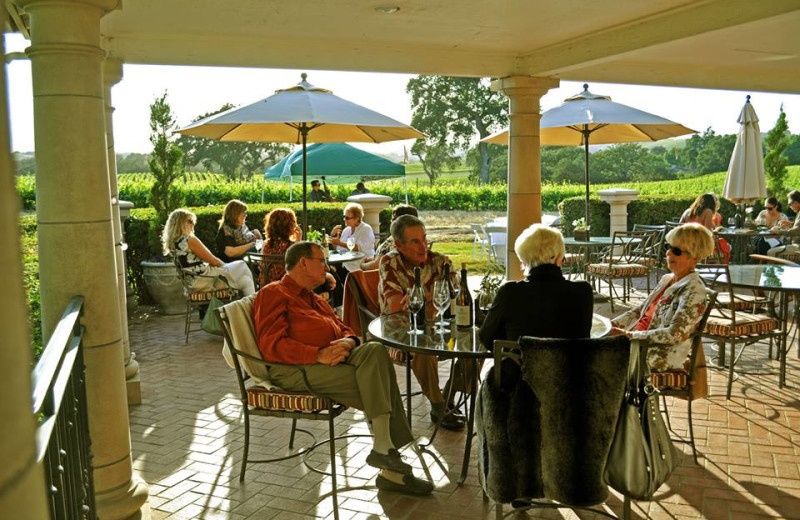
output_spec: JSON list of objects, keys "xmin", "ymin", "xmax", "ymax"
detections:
[
  {"xmin": 346, "ymin": 237, "xmax": 356, "ymax": 252},
  {"xmin": 432, "ymin": 280, "xmax": 450, "ymax": 333},
  {"xmin": 407, "ymin": 286, "xmax": 424, "ymax": 335}
]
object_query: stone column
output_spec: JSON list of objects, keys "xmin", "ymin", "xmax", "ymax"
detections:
[
  {"xmin": 598, "ymin": 188, "xmax": 640, "ymax": 235},
  {"xmin": 491, "ymin": 76, "xmax": 559, "ymax": 280},
  {"xmin": 347, "ymin": 193, "xmax": 392, "ymax": 237},
  {"xmin": 19, "ymin": 1, "xmax": 148, "ymax": 518},
  {"xmin": 103, "ymin": 57, "xmax": 141, "ymax": 405},
  {"xmin": 0, "ymin": 18, "xmax": 50, "ymax": 518}
]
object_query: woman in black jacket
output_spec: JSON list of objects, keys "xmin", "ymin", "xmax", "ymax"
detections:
[{"xmin": 479, "ymin": 224, "xmax": 593, "ymax": 351}]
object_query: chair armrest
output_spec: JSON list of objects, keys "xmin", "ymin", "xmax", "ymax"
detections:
[{"xmin": 229, "ymin": 346, "xmax": 323, "ymax": 398}]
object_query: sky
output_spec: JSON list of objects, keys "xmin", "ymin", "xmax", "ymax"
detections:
[{"xmin": 6, "ymin": 33, "xmax": 800, "ymax": 158}]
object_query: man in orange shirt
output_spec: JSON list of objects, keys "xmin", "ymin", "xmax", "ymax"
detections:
[{"xmin": 253, "ymin": 241, "xmax": 432, "ymax": 495}]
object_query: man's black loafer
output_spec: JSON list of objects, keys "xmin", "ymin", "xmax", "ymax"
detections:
[
  {"xmin": 430, "ymin": 408, "xmax": 466, "ymax": 431},
  {"xmin": 366, "ymin": 449, "xmax": 412, "ymax": 475},
  {"xmin": 376, "ymin": 474, "xmax": 433, "ymax": 496}
]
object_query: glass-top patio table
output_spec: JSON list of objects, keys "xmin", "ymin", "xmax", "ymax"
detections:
[
  {"xmin": 698, "ymin": 264, "xmax": 800, "ymax": 387},
  {"xmin": 367, "ymin": 312, "xmax": 611, "ymax": 485}
]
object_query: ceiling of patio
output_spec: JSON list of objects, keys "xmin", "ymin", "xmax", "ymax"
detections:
[{"xmin": 72, "ymin": 0, "xmax": 800, "ymax": 93}]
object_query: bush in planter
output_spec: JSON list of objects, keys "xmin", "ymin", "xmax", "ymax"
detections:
[{"xmin": 126, "ymin": 202, "xmax": 391, "ymax": 304}]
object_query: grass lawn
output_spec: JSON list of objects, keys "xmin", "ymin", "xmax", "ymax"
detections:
[{"xmin": 433, "ymin": 240, "xmax": 503, "ymax": 276}]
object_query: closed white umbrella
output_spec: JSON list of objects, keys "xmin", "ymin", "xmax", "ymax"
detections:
[
  {"xmin": 177, "ymin": 73, "xmax": 424, "ymax": 236},
  {"xmin": 482, "ymin": 84, "xmax": 695, "ymax": 231},
  {"xmin": 723, "ymin": 96, "xmax": 767, "ymax": 204}
]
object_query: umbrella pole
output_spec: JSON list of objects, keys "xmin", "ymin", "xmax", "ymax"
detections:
[
  {"xmin": 583, "ymin": 128, "xmax": 591, "ymax": 236},
  {"xmin": 301, "ymin": 124, "xmax": 309, "ymax": 239},
  {"xmin": 404, "ymin": 176, "xmax": 408, "ymax": 204}
]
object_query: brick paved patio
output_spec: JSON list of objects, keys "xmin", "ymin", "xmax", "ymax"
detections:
[{"xmin": 128, "ymin": 296, "xmax": 800, "ymax": 520}]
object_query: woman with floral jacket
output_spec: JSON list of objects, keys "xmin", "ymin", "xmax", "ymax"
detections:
[{"xmin": 611, "ymin": 223, "xmax": 715, "ymax": 371}]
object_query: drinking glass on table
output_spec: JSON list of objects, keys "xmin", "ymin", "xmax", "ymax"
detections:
[
  {"xmin": 346, "ymin": 237, "xmax": 356, "ymax": 252},
  {"xmin": 432, "ymin": 280, "xmax": 451, "ymax": 333},
  {"xmin": 407, "ymin": 286, "xmax": 424, "ymax": 335}
]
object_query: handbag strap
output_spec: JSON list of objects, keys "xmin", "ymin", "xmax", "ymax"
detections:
[{"xmin": 625, "ymin": 340, "xmax": 653, "ymax": 405}]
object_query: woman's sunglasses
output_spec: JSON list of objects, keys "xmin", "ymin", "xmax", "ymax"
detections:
[
  {"xmin": 766, "ymin": 206, "xmax": 776, "ymax": 211},
  {"xmin": 664, "ymin": 243, "xmax": 687, "ymax": 256}
]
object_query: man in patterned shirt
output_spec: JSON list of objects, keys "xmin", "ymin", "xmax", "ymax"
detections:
[
  {"xmin": 378, "ymin": 215, "xmax": 474, "ymax": 430},
  {"xmin": 361, "ymin": 204, "xmax": 418, "ymax": 271}
]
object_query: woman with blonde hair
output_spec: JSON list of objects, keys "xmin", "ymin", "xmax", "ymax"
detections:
[
  {"xmin": 163, "ymin": 208, "xmax": 255, "ymax": 296},
  {"xmin": 479, "ymin": 224, "xmax": 593, "ymax": 350},
  {"xmin": 611, "ymin": 223, "xmax": 714, "ymax": 371},
  {"xmin": 215, "ymin": 199, "xmax": 263, "ymax": 262}
]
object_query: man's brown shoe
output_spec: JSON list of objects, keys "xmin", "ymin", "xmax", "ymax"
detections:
[
  {"xmin": 366, "ymin": 449, "xmax": 412, "ymax": 475},
  {"xmin": 376, "ymin": 474, "xmax": 433, "ymax": 496}
]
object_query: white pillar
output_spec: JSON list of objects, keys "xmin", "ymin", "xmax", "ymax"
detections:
[
  {"xmin": 103, "ymin": 57, "xmax": 141, "ymax": 405},
  {"xmin": 491, "ymin": 76, "xmax": 560, "ymax": 280},
  {"xmin": 0, "ymin": 16, "xmax": 50, "ymax": 518},
  {"xmin": 18, "ymin": 0, "xmax": 148, "ymax": 518},
  {"xmin": 347, "ymin": 193, "xmax": 392, "ymax": 237},
  {"xmin": 598, "ymin": 188, "xmax": 640, "ymax": 236}
]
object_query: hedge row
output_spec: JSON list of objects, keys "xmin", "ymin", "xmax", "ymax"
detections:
[
  {"xmin": 125, "ymin": 203, "xmax": 391, "ymax": 304},
  {"xmin": 558, "ymin": 195, "xmax": 740, "ymax": 237}
]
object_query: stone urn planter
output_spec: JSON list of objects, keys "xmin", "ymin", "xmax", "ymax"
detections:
[{"xmin": 141, "ymin": 261, "xmax": 185, "ymax": 315}]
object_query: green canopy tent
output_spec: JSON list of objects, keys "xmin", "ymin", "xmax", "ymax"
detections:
[{"xmin": 263, "ymin": 142, "xmax": 408, "ymax": 202}]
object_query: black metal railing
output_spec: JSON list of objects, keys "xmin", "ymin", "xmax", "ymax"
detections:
[{"xmin": 31, "ymin": 296, "xmax": 96, "ymax": 520}]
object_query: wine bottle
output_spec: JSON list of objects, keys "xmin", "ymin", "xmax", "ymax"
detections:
[
  {"xmin": 443, "ymin": 263, "xmax": 456, "ymax": 320},
  {"xmin": 455, "ymin": 262, "xmax": 473, "ymax": 328},
  {"xmin": 321, "ymin": 228, "xmax": 329, "ymax": 259}
]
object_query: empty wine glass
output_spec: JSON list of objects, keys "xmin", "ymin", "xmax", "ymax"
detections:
[
  {"xmin": 407, "ymin": 286, "xmax": 424, "ymax": 335},
  {"xmin": 346, "ymin": 237, "xmax": 356, "ymax": 252},
  {"xmin": 432, "ymin": 280, "xmax": 450, "ymax": 333}
]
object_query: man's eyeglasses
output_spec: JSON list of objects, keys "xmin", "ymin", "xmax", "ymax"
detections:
[
  {"xmin": 665, "ymin": 243, "xmax": 687, "ymax": 256},
  {"xmin": 343, "ymin": 215, "xmax": 354, "ymax": 220}
]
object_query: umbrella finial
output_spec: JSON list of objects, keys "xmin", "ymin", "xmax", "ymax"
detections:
[
  {"xmin": 746, "ymin": 94, "xmax": 751, "ymax": 103},
  {"xmin": 301, "ymin": 72, "xmax": 308, "ymax": 82},
  {"xmin": 582, "ymin": 83, "xmax": 589, "ymax": 90}
]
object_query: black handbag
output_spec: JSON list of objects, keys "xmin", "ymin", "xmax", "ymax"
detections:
[{"xmin": 604, "ymin": 341, "xmax": 678, "ymax": 501}]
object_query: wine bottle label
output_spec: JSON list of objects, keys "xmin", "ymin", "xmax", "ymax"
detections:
[{"xmin": 455, "ymin": 304, "xmax": 472, "ymax": 327}]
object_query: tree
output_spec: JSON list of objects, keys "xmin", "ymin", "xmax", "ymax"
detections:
[
  {"xmin": 467, "ymin": 143, "xmax": 507, "ymax": 183},
  {"xmin": 786, "ymin": 134, "xmax": 800, "ymax": 166},
  {"xmin": 540, "ymin": 146, "xmax": 585, "ymax": 183},
  {"xmin": 764, "ymin": 106, "xmax": 789, "ymax": 197},
  {"xmin": 148, "ymin": 92, "xmax": 184, "ymax": 225},
  {"xmin": 116, "ymin": 153, "xmax": 150, "ymax": 173},
  {"xmin": 177, "ymin": 104, "xmax": 290, "ymax": 180},
  {"xmin": 695, "ymin": 133, "xmax": 736, "ymax": 174},
  {"xmin": 411, "ymin": 140, "xmax": 459, "ymax": 186},
  {"xmin": 407, "ymin": 76, "xmax": 507, "ymax": 184},
  {"xmin": 589, "ymin": 144, "xmax": 672, "ymax": 183}
]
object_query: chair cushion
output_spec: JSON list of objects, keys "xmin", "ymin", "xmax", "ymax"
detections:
[
  {"xmin": 778, "ymin": 251, "xmax": 800, "ymax": 262},
  {"xmin": 704, "ymin": 310, "xmax": 779, "ymax": 337},
  {"xmin": 247, "ymin": 386, "xmax": 331, "ymax": 412},
  {"xmin": 714, "ymin": 292, "xmax": 769, "ymax": 311},
  {"xmin": 388, "ymin": 346, "xmax": 411, "ymax": 364},
  {"xmin": 561, "ymin": 253, "xmax": 582, "ymax": 266},
  {"xmin": 651, "ymin": 370, "xmax": 688, "ymax": 390},
  {"xmin": 587, "ymin": 263, "xmax": 649, "ymax": 277},
  {"xmin": 189, "ymin": 288, "xmax": 237, "ymax": 302}
]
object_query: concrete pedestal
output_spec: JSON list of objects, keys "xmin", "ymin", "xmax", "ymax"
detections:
[
  {"xmin": 598, "ymin": 188, "xmax": 640, "ymax": 235},
  {"xmin": 347, "ymin": 194, "xmax": 392, "ymax": 237}
]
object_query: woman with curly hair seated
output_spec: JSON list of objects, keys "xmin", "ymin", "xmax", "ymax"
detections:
[{"xmin": 163, "ymin": 208, "xmax": 255, "ymax": 296}]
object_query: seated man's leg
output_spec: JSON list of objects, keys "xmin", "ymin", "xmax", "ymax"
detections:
[
  {"xmin": 268, "ymin": 343, "xmax": 413, "ymax": 449},
  {"xmin": 410, "ymin": 352, "xmax": 443, "ymax": 404},
  {"xmin": 768, "ymin": 243, "xmax": 799, "ymax": 257},
  {"xmin": 443, "ymin": 359, "xmax": 482, "ymax": 397}
]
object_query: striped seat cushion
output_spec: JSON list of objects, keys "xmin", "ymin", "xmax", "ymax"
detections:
[
  {"xmin": 388, "ymin": 346, "xmax": 411, "ymax": 364},
  {"xmin": 247, "ymin": 386, "xmax": 331, "ymax": 412},
  {"xmin": 704, "ymin": 310, "xmax": 779, "ymax": 337},
  {"xmin": 561, "ymin": 253, "xmax": 583, "ymax": 266},
  {"xmin": 188, "ymin": 288, "xmax": 237, "ymax": 302},
  {"xmin": 715, "ymin": 292, "xmax": 770, "ymax": 311},
  {"xmin": 651, "ymin": 370, "xmax": 688, "ymax": 390},
  {"xmin": 778, "ymin": 251, "xmax": 800, "ymax": 262},
  {"xmin": 587, "ymin": 263, "xmax": 649, "ymax": 277}
]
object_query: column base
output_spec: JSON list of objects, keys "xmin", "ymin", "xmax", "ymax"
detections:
[
  {"xmin": 95, "ymin": 478, "xmax": 149, "ymax": 520},
  {"xmin": 126, "ymin": 373, "xmax": 141, "ymax": 406}
]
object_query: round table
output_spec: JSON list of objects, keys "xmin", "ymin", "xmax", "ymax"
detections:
[
  {"xmin": 367, "ymin": 312, "xmax": 611, "ymax": 485},
  {"xmin": 712, "ymin": 227, "xmax": 783, "ymax": 264},
  {"xmin": 699, "ymin": 264, "xmax": 800, "ymax": 387},
  {"xmin": 327, "ymin": 251, "xmax": 365, "ymax": 265}
]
